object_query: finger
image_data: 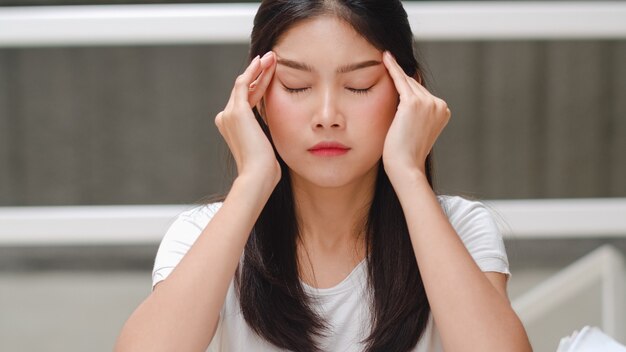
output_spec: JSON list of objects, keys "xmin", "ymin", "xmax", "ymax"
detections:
[
  {"xmin": 226, "ymin": 55, "xmax": 260, "ymax": 111},
  {"xmin": 233, "ymin": 55, "xmax": 263, "ymax": 104},
  {"xmin": 405, "ymin": 76, "xmax": 432, "ymax": 100},
  {"xmin": 214, "ymin": 111, "xmax": 223, "ymax": 130},
  {"xmin": 249, "ymin": 52, "xmax": 276, "ymax": 106},
  {"xmin": 248, "ymin": 51, "xmax": 274, "ymax": 86},
  {"xmin": 407, "ymin": 75, "xmax": 433, "ymax": 95},
  {"xmin": 229, "ymin": 55, "xmax": 259, "ymax": 94},
  {"xmin": 407, "ymin": 76, "xmax": 449, "ymax": 111},
  {"xmin": 404, "ymin": 76, "xmax": 450, "ymax": 114},
  {"xmin": 382, "ymin": 51, "xmax": 413, "ymax": 98},
  {"xmin": 405, "ymin": 76, "xmax": 426, "ymax": 97}
]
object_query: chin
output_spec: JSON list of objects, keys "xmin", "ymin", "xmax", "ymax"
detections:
[
  {"xmin": 288, "ymin": 164, "xmax": 379, "ymax": 190},
  {"xmin": 308, "ymin": 176, "xmax": 356, "ymax": 189},
  {"xmin": 288, "ymin": 169, "xmax": 346, "ymax": 188}
]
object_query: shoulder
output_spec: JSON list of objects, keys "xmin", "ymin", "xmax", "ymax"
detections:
[
  {"xmin": 174, "ymin": 202, "xmax": 224, "ymax": 229},
  {"xmin": 152, "ymin": 202, "xmax": 223, "ymax": 287},
  {"xmin": 436, "ymin": 195, "xmax": 510, "ymax": 275},
  {"xmin": 437, "ymin": 194, "xmax": 487, "ymax": 214},
  {"xmin": 436, "ymin": 195, "xmax": 499, "ymax": 232},
  {"xmin": 159, "ymin": 201, "xmax": 224, "ymax": 249}
]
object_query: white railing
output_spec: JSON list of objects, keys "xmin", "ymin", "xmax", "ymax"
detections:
[
  {"xmin": 484, "ymin": 198, "xmax": 626, "ymax": 239},
  {"xmin": 1, "ymin": 198, "xmax": 625, "ymax": 343},
  {"xmin": 512, "ymin": 245, "xmax": 626, "ymax": 343},
  {"xmin": 1, "ymin": 2, "xmax": 626, "ymax": 47},
  {"xmin": 0, "ymin": 198, "xmax": 625, "ymax": 244},
  {"xmin": 0, "ymin": 204, "xmax": 190, "ymax": 245}
]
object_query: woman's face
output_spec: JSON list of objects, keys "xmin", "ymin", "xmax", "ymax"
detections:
[{"xmin": 263, "ymin": 15, "xmax": 399, "ymax": 188}]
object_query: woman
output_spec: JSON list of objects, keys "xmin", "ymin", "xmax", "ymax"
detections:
[{"xmin": 116, "ymin": 1, "xmax": 532, "ymax": 351}]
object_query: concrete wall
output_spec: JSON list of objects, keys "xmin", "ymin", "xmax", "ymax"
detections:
[{"xmin": 1, "ymin": 41, "xmax": 625, "ymax": 206}]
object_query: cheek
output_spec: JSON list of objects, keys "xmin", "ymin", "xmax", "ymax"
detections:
[
  {"xmin": 263, "ymin": 83, "xmax": 304, "ymax": 146},
  {"xmin": 379, "ymin": 82, "xmax": 399, "ymax": 128},
  {"xmin": 352, "ymin": 82, "xmax": 398, "ymax": 129},
  {"xmin": 265, "ymin": 83, "xmax": 289, "ymax": 125}
]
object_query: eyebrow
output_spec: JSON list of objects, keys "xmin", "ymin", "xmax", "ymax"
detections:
[{"xmin": 276, "ymin": 58, "xmax": 381, "ymax": 74}]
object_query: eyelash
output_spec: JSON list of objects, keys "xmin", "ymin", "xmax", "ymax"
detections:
[
  {"xmin": 284, "ymin": 86, "xmax": 372, "ymax": 95},
  {"xmin": 285, "ymin": 87, "xmax": 308, "ymax": 94},
  {"xmin": 347, "ymin": 88, "xmax": 371, "ymax": 95}
]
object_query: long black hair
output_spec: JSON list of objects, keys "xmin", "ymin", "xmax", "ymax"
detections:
[{"xmin": 234, "ymin": 1, "xmax": 435, "ymax": 351}]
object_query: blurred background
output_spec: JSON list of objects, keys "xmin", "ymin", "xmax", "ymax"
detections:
[{"xmin": 0, "ymin": 1, "xmax": 625, "ymax": 351}]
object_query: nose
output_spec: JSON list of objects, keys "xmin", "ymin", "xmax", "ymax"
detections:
[{"xmin": 312, "ymin": 88, "xmax": 344, "ymax": 130}]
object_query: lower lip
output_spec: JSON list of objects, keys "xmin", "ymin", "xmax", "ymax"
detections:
[{"xmin": 308, "ymin": 148, "xmax": 350, "ymax": 156}]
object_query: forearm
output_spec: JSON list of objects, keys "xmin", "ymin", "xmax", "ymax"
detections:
[
  {"xmin": 115, "ymin": 175, "xmax": 275, "ymax": 351},
  {"xmin": 388, "ymin": 169, "xmax": 531, "ymax": 352}
]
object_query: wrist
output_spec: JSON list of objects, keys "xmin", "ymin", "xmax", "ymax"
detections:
[
  {"xmin": 384, "ymin": 166, "xmax": 436, "ymax": 208},
  {"xmin": 233, "ymin": 171, "xmax": 279, "ymax": 201},
  {"xmin": 384, "ymin": 162, "xmax": 428, "ymax": 185}
]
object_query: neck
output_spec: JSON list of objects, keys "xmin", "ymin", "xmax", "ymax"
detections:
[{"xmin": 290, "ymin": 166, "xmax": 378, "ymax": 256}]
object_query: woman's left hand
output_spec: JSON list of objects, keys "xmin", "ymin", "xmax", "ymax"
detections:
[{"xmin": 381, "ymin": 51, "xmax": 451, "ymax": 180}]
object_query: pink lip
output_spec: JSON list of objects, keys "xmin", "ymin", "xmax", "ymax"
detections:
[{"xmin": 308, "ymin": 141, "xmax": 350, "ymax": 156}]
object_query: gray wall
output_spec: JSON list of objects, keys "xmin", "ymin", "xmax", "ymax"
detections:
[
  {"xmin": 1, "ymin": 40, "xmax": 625, "ymax": 206},
  {"xmin": 420, "ymin": 40, "xmax": 626, "ymax": 199}
]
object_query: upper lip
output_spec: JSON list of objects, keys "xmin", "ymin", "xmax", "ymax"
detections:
[{"xmin": 308, "ymin": 141, "xmax": 350, "ymax": 151}]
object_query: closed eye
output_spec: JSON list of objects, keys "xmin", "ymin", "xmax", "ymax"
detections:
[
  {"xmin": 283, "ymin": 85, "xmax": 373, "ymax": 95},
  {"xmin": 347, "ymin": 87, "xmax": 372, "ymax": 95},
  {"xmin": 283, "ymin": 85, "xmax": 310, "ymax": 94}
]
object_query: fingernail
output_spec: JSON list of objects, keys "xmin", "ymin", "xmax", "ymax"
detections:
[
  {"xmin": 253, "ymin": 55, "xmax": 260, "ymax": 62},
  {"xmin": 262, "ymin": 51, "xmax": 272, "ymax": 59}
]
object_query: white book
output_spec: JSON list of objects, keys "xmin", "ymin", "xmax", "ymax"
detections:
[{"xmin": 557, "ymin": 326, "xmax": 626, "ymax": 352}]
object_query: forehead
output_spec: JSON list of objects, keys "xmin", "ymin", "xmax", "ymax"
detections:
[{"xmin": 273, "ymin": 15, "xmax": 380, "ymax": 60}]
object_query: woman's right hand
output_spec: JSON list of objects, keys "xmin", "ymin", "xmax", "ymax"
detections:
[
  {"xmin": 215, "ymin": 51, "xmax": 280, "ymax": 187},
  {"xmin": 116, "ymin": 55, "xmax": 279, "ymax": 351}
]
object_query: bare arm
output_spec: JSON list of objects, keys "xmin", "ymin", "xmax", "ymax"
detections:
[
  {"xmin": 115, "ymin": 52, "xmax": 279, "ymax": 351},
  {"xmin": 115, "ymin": 176, "xmax": 275, "ymax": 351},
  {"xmin": 381, "ymin": 50, "xmax": 531, "ymax": 351},
  {"xmin": 390, "ymin": 172, "xmax": 531, "ymax": 352}
]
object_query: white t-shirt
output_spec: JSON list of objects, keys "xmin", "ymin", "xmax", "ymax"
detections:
[{"xmin": 152, "ymin": 195, "xmax": 510, "ymax": 352}]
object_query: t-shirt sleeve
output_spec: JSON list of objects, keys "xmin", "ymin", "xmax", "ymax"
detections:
[
  {"xmin": 151, "ymin": 202, "xmax": 222, "ymax": 289},
  {"xmin": 439, "ymin": 195, "xmax": 511, "ymax": 277}
]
